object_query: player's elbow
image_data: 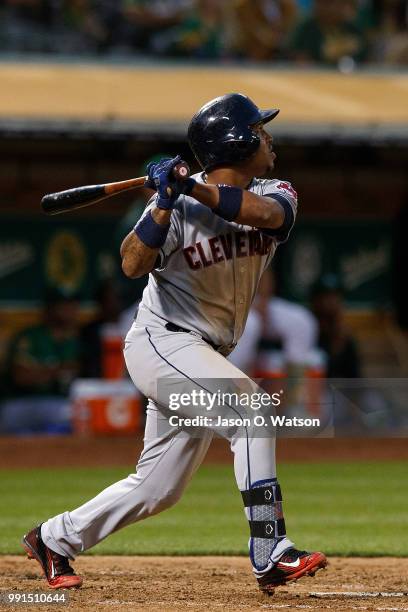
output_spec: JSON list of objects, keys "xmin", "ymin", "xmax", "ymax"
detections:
[
  {"xmin": 122, "ymin": 257, "xmax": 144, "ymax": 279},
  {"xmin": 261, "ymin": 200, "xmax": 285, "ymax": 229},
  {"xmin": 270, "ymin": 202, "xmax": 285, "ymax": 229}
]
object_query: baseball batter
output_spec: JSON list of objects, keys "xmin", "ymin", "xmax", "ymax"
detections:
[{"xmin": 22, "ymin": 93, "xmax": 327, "ymax": 595}]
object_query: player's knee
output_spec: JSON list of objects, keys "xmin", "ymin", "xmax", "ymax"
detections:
[
  {"xmin": 159, "ymin": 487, "xmax": 183, "ymax": 510},
  {"xmin": 149, "ymin": 488, "xmax": 182, "ymax": 514}
]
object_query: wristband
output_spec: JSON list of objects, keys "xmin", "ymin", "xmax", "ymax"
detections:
[
  {"xmin": 213, "ymin": 185, "xmax": 243, "ymax": 222},
  {"xmin": 134, "ymin": 210, "xmax": 170, "ymax": 249},
  {"xmin": 182, "ymin": 177, "xmax": 196, "ymax": 196}
]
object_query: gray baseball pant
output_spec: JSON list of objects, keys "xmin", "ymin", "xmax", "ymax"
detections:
[{"xmin": 41, "ymin": 315, "xmax": 293, "ymax": 575}]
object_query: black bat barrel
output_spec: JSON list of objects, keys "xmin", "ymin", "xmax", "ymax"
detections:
[{"xmin": 41, "ymin": 185, "xmax": 107, "ymax": 215}]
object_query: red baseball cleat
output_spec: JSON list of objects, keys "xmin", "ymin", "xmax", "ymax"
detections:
[
  {"xmin": 22, "ymin": 525, "xmax": 83, "ymax": 589},
  {"xmin": 257, "ymin": 548, "xmax": 327, "ymax": 595}
]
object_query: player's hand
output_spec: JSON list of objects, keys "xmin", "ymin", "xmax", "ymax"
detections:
[{"xmin": 146, "ymin": 155, "xmax": 187, "ymax": 210}]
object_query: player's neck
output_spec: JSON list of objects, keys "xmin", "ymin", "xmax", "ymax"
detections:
[{"xmin": 205, "ymin": 167, "xmax": 253, "ymax": 189}]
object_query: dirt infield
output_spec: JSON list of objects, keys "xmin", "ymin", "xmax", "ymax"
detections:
[
  {"xmin": 1, "ymin": 436, "xmax": 408, "ymax": 469},
  {"xmin": 1, "ymin": 556, "xmax": 407, "ymax": 612}
]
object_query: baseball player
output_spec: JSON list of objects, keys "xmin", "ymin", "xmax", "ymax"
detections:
[{"xmin": 22, "ymin": 93, "xmax": 327, "ymax": 595}]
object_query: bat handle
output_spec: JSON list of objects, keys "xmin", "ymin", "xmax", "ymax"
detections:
[
  {"xmin": 164, "ymin": 161, "xmax": 191, "ymax": 197},
  {"xmin": 173, "ymin": 161, "xmax": 190, "ymax": 181}
]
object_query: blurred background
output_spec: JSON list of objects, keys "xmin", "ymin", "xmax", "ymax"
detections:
[{"xmin": 0, "ymin": 0, "xmax": 408, "ymax": 437}]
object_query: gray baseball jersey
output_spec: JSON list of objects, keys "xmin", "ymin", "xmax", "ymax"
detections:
[{"xmin": 140, "ymin": 172, "xmax": 298, "ymax": 353}]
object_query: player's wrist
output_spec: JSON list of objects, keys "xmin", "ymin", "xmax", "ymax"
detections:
[
  {"xmin": 181, "ymin": 177, "xmax": 196, "ymax": 196},
  {"xmin": 151, "ymin": 206, "xmax": 172, "ymax": 225},
  {"xmin": 187, "ymin": 181, "xmax": 219, "ymax": 209}
]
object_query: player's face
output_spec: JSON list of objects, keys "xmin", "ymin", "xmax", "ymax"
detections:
[{"xmin": 251, "ymin": 123, "xmax": 277, "ymax": 174}]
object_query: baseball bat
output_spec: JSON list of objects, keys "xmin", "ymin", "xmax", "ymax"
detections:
[{"xmin": 41, "ymin": 161, "xmax": 190, "ymax": 215}]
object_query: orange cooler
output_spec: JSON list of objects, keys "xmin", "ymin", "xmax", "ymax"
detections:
[
  {"xmin": 101, "ymin": 324, "xmax": 125, "ymax": 380},
  {"xmin": 71, "ymin": 379, "xmax": 142, "ymax": 435}
]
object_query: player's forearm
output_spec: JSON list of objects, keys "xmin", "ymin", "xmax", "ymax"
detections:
[
  {"xmin": 121, "ymin": 208, "xmax": 171, "ymax": 278},
  {"xmin": 121, "ymin": 232, "xmax": 158, "ymax": 279},
  {"xmin": 188, "ymin": 181, "xmax": 219, "ymax": 208},
  {"xmin": 190, "ymin": 183, "xmax": 284, "ymax": 229}
]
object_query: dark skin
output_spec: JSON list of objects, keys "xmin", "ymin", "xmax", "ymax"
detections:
[{"xmin": 121, "ymin": 123, "xmax": 284, "ymax": 279}]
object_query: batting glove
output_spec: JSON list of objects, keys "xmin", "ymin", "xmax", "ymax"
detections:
[{"xmin": 146, "ymin": 155, "xmax": 187, "ymax": 210}]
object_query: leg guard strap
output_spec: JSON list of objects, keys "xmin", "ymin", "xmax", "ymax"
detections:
[
  {"xmin": 241, "ymin": 484, "xmax": 282, "ymax": 506},
  {"xmin": 249, "ymin": 518, "xmax": 286, "ymax": 539}
]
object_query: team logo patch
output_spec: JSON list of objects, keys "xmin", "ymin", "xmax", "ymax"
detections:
[{"xmin": 275, "ymin": 182, "xmax": 297, "ymax": 200}]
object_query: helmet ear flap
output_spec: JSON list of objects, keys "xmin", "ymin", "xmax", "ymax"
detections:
[
  {"xmin": 226, "ymin": 141, "xmax": 246, "ymax": 151},
  {"xmin": 225, "ymin": 131, "xmax": 260, "ymax": 157}
]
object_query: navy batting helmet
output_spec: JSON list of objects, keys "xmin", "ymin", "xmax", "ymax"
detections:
[{"xmin": 187, "ymin": 93, "xmax": 279, "ymax": 172}]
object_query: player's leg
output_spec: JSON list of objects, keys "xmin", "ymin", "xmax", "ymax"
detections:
[
  {"xmin": 23, "ymin": 403, "xmax": 212, "ymax": 587},
  {"xmin": 39, "ymin": 404, "xmax": 212, "ymax": 558},
  {"xmin": 124, "ymin": 319, "xmax": 305, "ymax": 586}
]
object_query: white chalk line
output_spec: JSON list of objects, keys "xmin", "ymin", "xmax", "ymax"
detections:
[
  {"xmin": 95, "ymin": 602, "xmax": 137, "ymax": 606},
  {"xmin": 261, "ymin": 606, "xmax": 408, "ymax": 611},
  {"xmin": 310, "ymin": 592, "xmax": 408, "ymax": 598}
]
